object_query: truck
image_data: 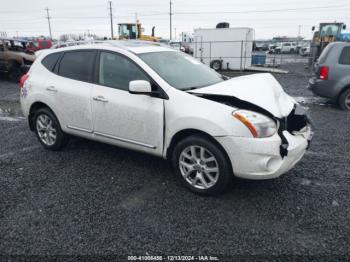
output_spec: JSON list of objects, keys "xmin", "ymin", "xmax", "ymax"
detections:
[
  {"xmin": 193, "ymin": 26, "xmax": 254, "ymax": 70},
  {"xmin": 26, "ymin": 39, "xmax": 52, "ymax": 53},
  {"xmin": 118, "ymin": 22, "xmax": 159, "ymax": 42},
  {"xmin": 311, "ymin": 22, "xmax": 346, "ymax": 62}
]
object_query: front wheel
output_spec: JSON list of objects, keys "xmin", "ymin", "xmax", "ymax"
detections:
[
  {"xmin": 172, "ymin": 135, "xmax": 233, "ymax": 195},
  {"xmin": 34, "ymin": 108, "xmax": 69, "ymax": 150}
]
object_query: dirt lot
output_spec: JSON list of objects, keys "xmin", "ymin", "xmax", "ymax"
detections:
[{"xmin": 0, "ymin": 63, "xmax": 349, "ymax": 259}]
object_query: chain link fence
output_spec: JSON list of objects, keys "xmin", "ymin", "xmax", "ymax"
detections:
[{"xmin": 175, "ymin": 40, "xmax": 313, "ymax": 71}]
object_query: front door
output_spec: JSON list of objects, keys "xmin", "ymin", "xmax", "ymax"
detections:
[{"xmin": 91, "ymin": 51, "xmax": 164, "ymax": 155}]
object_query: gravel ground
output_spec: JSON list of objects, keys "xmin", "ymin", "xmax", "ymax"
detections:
[{"xmin": 0, "ymin": 64, "xmax": 349, "ymax": 260}]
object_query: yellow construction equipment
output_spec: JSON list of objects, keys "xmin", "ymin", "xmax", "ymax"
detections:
[
  {"xmin": 311, "ymin": 22, "xmax": 346, "ymax": 60},
  {"xmin": 118, "ymin": 22, "xmax": 159, "ymax": 42}
]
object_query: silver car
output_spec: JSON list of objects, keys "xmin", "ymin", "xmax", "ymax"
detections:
[{"xmin": 308, "ymin": 42, "xmax": 350, "ymax": 110}]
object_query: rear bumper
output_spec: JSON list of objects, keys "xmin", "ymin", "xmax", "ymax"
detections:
[
  {"xmin": 216, "ymin": 126, "xmax": 312, "ymax": 180},
  {"xmin": 308, "ymin": 77, "xmax": 338, "ymax": 99}
]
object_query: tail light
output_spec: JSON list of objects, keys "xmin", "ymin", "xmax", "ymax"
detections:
[
  {"xmin": 319, "ymin": 66, "xmax": 329, "ymax": 80},
  {"xmin": 19, "ymin": 73, "xmax": 29, "ymax": 88}
]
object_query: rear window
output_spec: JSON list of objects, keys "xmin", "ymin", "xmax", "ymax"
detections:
[
  {"xmin": 318, "ymin": 44, "xmax": 334, "ymax": 64},
  {"xmin": 339, "ymin": 46, "xmax": 350, "ymax": 65},
  {"xmin": 41, "ymin": 52, "xmax": 62, "ymax": 72},
  {"xmin": 58, "ymin": 51, "xmax": 95, "ymax": 82}
]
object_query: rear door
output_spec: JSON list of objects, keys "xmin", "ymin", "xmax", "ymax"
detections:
[
  {"xmin": 44, "ymin": 50, "xmax": 96, "ymax": 136},
  {"xmin": 91, "ymin": 51, "xmax": 164, "ymax": 155}
]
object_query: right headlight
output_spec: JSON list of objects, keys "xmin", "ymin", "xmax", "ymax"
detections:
[{"xmin": 233, "ymin": 110, "xmax": 277, "ymax": 138}]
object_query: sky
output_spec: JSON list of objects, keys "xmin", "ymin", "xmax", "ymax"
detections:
[{"xmin": 1, "ymin": 0, "xmax": 350, "ymax": 40}]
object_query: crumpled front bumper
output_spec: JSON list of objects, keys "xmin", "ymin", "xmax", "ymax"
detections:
[{"xmin": 215, "ymin": 125, "xmax": 313, "ymax": 180}]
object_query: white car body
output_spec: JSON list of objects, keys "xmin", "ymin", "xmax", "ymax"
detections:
[
  {"xmin": 299, "ymin": 45, "xmax": 311, "ymax": 56},
  {"xmin": 20, "ymin": 41, "xmax": 312, "ymax": 192},
  {"xmin": 275, "ymin": 42, "xmax": 296, "ymax": 53}
]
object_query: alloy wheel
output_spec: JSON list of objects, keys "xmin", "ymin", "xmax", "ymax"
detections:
[
  {"xmin": 179, "ymin": 145, "xmax": 219, "ymax": 190},
  {"xmin": 36, "ymin": 114, "xmax": 57, "ymax": 146}
]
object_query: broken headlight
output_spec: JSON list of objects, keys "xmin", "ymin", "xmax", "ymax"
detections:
[{"xmin": 233, "ymin": 110, "xmax": 277, "ymax": 138}]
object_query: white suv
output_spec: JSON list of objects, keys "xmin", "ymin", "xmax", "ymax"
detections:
[
  {"xmin": 275, "ymin": 42, "xmax": 296, "ymax": 54},
  {"xmin": 20, "ymin": 41, "xmax": 313, "ymax": 195}
]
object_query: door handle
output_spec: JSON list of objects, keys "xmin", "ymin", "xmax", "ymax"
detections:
[
  {"xmin": 93, "ymin": 96, "xmax": 108, "ymax": 103},
  {"xmin": 46, "ymin": 86, "xmax": 57, "ymax": 92}
]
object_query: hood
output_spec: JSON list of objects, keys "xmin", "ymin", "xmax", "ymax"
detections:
[{"xmin": 191, "ymin": 73, "xmax": 296, "ymax": 118}]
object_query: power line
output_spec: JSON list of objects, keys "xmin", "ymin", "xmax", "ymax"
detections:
[
  {"xmin": 108, "ymin": 1, "xmax": 114, "ymax": 39},
  {"xmin": 45, "ymin": 7, "xmax": 52, "ymax": 39},
  {"xmin": 173, "ymin": 3, "xmax": 350, "ymax": 15}
]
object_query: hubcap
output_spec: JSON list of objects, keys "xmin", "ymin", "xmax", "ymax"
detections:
[
  {"xmin": 213, "ymin": 62, "xmax": 220, "ymax": 70},
  {"xmin": 36, "ymin": 114, "xmax": 57, "ymax": 146},
  {"xmin": 179, "ymin": 145, "xmax": 219, "ymax": 190}
]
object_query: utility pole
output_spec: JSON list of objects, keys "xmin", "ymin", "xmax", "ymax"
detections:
[
  {"xmin": 297, "ymin": 25, "xmax": 301, "ymax": 40},
  {"xmin": 135, "ymin": 12, "xmax": 138, "ymax": 39},
  {"xmin": 169, "ymin": 0, "xmax": 173, "ymax": 40},
  {"xmin": 108, "ymin": 1, "xmax": 114, "ymax": 39},
  {"xmin": 45, "ymin": 7, "xmax": 52, "ymax": 39}
]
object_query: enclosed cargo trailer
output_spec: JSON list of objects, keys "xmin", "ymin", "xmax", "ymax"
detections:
[{"xmin": 194, "ymin": 27, "xmax": 254, "ymax": 70}]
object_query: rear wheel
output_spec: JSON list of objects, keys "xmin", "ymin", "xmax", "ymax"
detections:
[
  {"xmin": 210, "ymin": 60, "xmax": 222, "ymax": 71},
  {"xmin": 172, "ymin": 135, "xmax": 233, "ymax": 195},
  {"xmin": 338, "ymin": 88, "xmax": 350, "ymax": 110},
  {"xmin": 34, "ymin": 108, "xmax": 69, "ymax": 150}
]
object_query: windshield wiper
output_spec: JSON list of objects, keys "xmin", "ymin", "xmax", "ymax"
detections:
[{"xmin": 184, "ymin": 86, "xmax": 200, "ymax": 91}]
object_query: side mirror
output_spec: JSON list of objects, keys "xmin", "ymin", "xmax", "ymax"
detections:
[
  {"xmin": 312, "ymin": 26, "xmax": 315, "ymax": 31},
  {"xmin": 343, "ymin": 24, "xmax": 347, "ymax": 30},
  {"xmin": 129, "ymin": 80, "xmax": 152, "ymax": 95}
]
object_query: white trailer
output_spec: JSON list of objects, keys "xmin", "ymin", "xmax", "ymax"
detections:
[{"xmin": 193, "ymin": 27, "xmax": 254, "ymax": 70}]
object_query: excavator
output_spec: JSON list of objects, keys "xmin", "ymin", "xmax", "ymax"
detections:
[
  {"xmin": 311, "ymin": 22, "xmax": 346, "ymax": 61},
  {"xmin": 118, "ymin": 22, "xmax": 159, "ymax": 42}
]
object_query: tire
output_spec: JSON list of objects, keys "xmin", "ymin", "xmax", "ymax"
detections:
[
  {"xmin": 172, "ymin": 135, "xmax": 233, "ymax": 195},
  {"xmin": 338, "ymin": 88, "xmax": 350, "ymax": 111},
  {"xmin": 33, "ymin": 107, "xmax": 69, "ymax": 150},
  {"xmin": 210, "ymin": 60, "xmax": 222, "ymax": 71}
]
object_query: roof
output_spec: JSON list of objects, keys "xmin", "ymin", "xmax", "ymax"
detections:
[
  {"xmin": 47, "ymin": 40, "xmax": 175, "ymax": 55},
  {"xmin": 103, "ymin": 40, "xmax": 173, "ymax": 54},
  {"xmin": 0, "ymin": 38, "xmax": 31, "ymax": 43},
  {"xmin": 329, "ymin": 41, "xmax": 350, "ymax": 47}
]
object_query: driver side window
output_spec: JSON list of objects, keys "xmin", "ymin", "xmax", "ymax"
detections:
[{"xmin": 98, "ymin": 52, "xmax": 150, "ymax": 91}]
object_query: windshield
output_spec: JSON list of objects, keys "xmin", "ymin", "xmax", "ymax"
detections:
[
  {"xmin": 138, "ymin": 51, "xmax": 224, "ymax": 90},
  {"xmin": 320, "ymin": 24, "xmax": 340, "ymax": 37}
]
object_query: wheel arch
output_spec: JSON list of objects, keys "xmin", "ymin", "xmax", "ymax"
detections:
[
  {"xmin": 165, "ymin": 128, "xmax": 232, "ymax": 170},
  {"xmin": 338, "ymin": 84, "xmax": 350, "ymax": 97},
  {"xmin": 28, "ymin": 101, "xmax": 54, "ymax": 131},
  {"xmin": 337, "ymin": 84, "xmax": 350, "ymax": 109}
]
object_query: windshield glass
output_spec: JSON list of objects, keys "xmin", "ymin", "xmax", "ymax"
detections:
[{"xmin": 138, "ymin": 51, "xmax": 224, "ymax": 90}]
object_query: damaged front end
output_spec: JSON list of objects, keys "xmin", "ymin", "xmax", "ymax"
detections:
[
  {"xmin": 277, "ymin": 104, "xmax": 313, "ymax": 158},
  {"xmin": 191, "ymin": 93, "xmax": 313, "ymax": 158}
]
